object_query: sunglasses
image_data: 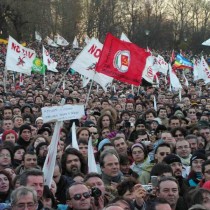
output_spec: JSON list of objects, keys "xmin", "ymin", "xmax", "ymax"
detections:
[
  {"xmin": 70, "ymin": 192, "xmax": 91, "ymax": 200},
  {"xmin": 90, "ymin": 132, "xmax": 98, "ymax": 135},
  {"xmin": 159, "ymin": 152, "xmax": 170, "ymax": 156}
]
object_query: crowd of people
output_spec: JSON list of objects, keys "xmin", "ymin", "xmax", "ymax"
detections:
[{"xmin": 0, "ymin": 40, "xmax": 210, "ymax": 210}]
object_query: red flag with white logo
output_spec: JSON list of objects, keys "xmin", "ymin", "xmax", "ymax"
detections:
[{"xmin": 96, "ymin": 33, "xmax": 150, "ymax": 86}]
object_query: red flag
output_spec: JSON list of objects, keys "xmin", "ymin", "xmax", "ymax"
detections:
[{"xmin": 96, "ymin": 33, "xmax": 150, "ymax": 86}]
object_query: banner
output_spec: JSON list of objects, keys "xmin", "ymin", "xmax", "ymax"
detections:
[
  {"xmin": 200, "ymin": 56, "xmax": 210, "ymax": 84},
  {"xmin": 31, "ymin": 58, "xmax": 46, "ymax": 75},
  {"xmin": 5, "ymin": 36, "xmax": 36, "ymax": 75},
  {"xmin": 43, "ymin": 46, "xmax": 58, "ymax": 72},
  {"xmin": 70, "ymin": 38, "xmax": 113, "ymax": 91},
  {"xmin": 96, "ymin": 33, "xmax": 150, "ymax": 86}
]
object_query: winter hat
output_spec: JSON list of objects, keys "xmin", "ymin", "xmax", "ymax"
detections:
[
  {"xmin": 83, "ymin": 120, "xmax": 95, "ymax": 127},
  {"xmin": 174, "ymin": 110, "xmax": 185, "ymax": 118},
  {"xmin": 35, "ymin": 117, "xmax": 43, "ymax": 124},
  {"xmin": 190, "ymin": 152, "xmax": 207, "ymax": 166},
  {"xmin": 131, "ymin": 143, "xmax": 147, "ymax": 159},
  {"xmin": 98, "ymin": 139, "xmax": 111, "ymax": 151},
  {"xmin": 163, "ymin": 154, "xmax": 182, "ymax": 165},
  {"xmin": 19, "ymin": 124, "xmax": 31, "ymax": 135},
  {"xmin": 2, "ymin": 130, "xmax": 18, "ymax": 141}
]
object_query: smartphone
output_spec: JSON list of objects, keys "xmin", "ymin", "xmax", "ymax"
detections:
[{"xmin": 151, "ymin": 176, "xmax": 158, "ymax": 187}]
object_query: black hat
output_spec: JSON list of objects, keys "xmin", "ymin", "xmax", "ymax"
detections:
[
  {"xmin": 190, "ymin": 152, "xmax": 207, "ymax": 166},
  {"xmin": 163, "ymin": 154, "xmax": 182, "ymax": 165},
  {"xmin": 83, "ymin": 120, "xmax": 95, "ymax": 127},
  {"xmin": 19, "ymin": 124, "xmax": 31, "ymax": 135}
]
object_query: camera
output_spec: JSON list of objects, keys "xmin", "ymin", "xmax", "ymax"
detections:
[
  {"xmin": 91, "ymin": 187, "xmax": 102, "ymax": 198},
  {"xmin": 142, "ymin": 185, "xmax": 153, "ymax": 193}
]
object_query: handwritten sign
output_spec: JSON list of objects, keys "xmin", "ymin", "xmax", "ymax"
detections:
[{"xmin": 41, "ymin": 104, "xmax": 85, "ymax": 123}]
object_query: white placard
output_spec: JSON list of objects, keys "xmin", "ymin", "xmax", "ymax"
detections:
[{"xmin": 41, "ymin": 104, "xmax": 85, "ymax": 123}]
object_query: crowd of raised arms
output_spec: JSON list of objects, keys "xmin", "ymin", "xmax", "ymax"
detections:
[{"xmin": 1, "ymin": 40, "xmax": 210, "ymax": 210}]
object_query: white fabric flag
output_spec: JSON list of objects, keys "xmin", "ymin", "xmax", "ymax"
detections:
[
  {"xmin": 142, "ymin": 56, "xmax": 155, "ymax": 84},
  {"xmin": 88, "ymin": 137, "xmax": 98, "ymax": 173},
  {"xmin": 183, "ymin": 72, "xmax": 189, "ymax": 87},
  {"xmin": 155, "ymin": 55, "xmax": 168, "ymax": 75},
  {"xmin": 35, "ymin": 31, "xmax": 42, "ymax": 42},
  {"xmin": 70, "ymin": 38, "xmax": 113, "ymax": 91},
  {"xmin": 82, "ymin": 76, "xmax": 91, "ymax": 88},
  {"xmin": 193, "ymin": 59, "xmax": 200, "ymax": 81},
  {"xmin": 46, "ymin": 36, "xmax": 58, "ymax": 47},
  {"xmin": 202, "ymin": 38, "xmax": 210, "ymax": 46},
  {"xmin": 5, "ymin": 36, "xmax": 36, "ymax": 75},
  {"xmin": 168, "ymin": 63, "xmax": 182, "ymax": 91},
  {"xmin": 120, "ymin": 32, "xmax": 131, "ymax": 42},
  {"xmin": 43, "ymin": 121, "xmax": 62, "ymax": 187},
  {"xmin": 73, "ymin": 36, "xmax": 79, "ymax": 48},
  {"xmin": 56, "ymin": 34, "xmax": 69, "ymax": 46},
  {"xmin": 179, "ymin": 89, "xmax": 182, "ymax": 102},
  {"xmin": 200, "ymin": 56, "xmax": 210, "ymax": 84},
  {"xmin": 43, "ymin": 46, "xmax": 58, "ymax": 72},
  {"xmin": 72, "ymin": 122, "xmax": 79, "ymax": 150}
]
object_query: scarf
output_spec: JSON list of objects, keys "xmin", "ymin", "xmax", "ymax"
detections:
[
  {"xmin": 102, "ymin": 171, "xmax": 123, "ymax": 185},
  {"xmin": 178, "ymin": 154, "xmax": 192, "ymax": 166},
  {"xmin": 130, "ymin": 156, "xmax": 150, "ymax": 176}
]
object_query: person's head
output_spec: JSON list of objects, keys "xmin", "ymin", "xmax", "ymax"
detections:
[
  {"xmin": 0, "ymin": 146, "xmax": 13, "ymax": 167},
  {"xmin": 100, "ymin": 149, "xmax": 120, "ymax": 177},
  {"xmin": 171, "ymin": 127, "xmax": 186, "ymax": 141},
  {"xmin": 11, "ymin": 186, "xmax": 38, "ymax": 210},
  {"xmin": 3, "ymin": 106, "xmax": 13, "ymax": 119},
  {"xmin": 156, "ymin": 176, "xmax": 179, "ymax": 209},
  {"xmin": 33, "ymin": 135, "xmax": 47, "ymax": 149},
  {"xmin": 112, "ymin": 137, "xmax": 128, "ymax": 156},
  {"xmin": 19, "ymin": 169, "xmax": 44, "ymax": 200},
  {"xmin": 76, "ymin": 127, "xmax": 90, "ymax": 142},
  {"xmin": 199, "ymin": 126, "xmax": 210, "ymax": 142},
  {"xmin": 42, "ymin": 185, "xmax": 57, "ymax": 209},
  {"xmin": 14, "ymin": 146, "xmax": 25, "ymax": 162},
  {"xmin": 61, "ymin": 148, "xmax": 87, "ymax": 176},
  {"xmin": 163, "ymin": 154, "xmax": 182, "ymax": 177},
  {"xmin": 117, "ymin": 177, "xmax": 138, "ymax": 201},
  {"xmin": 22, "ymin": 151, "xmax": 37, "ymax": 170},
  {"xmin": 175, "ymin": 140, "xmax": 191, "ymax": 158},
  {"xmin": 0, "ymin": 169, "xmax": 12, "ymax": 195},
  {"xmin": 157, "ymin": 107, "xmax": 167, "ymax": 119},
  {"xmin": 202, "ymin": 160, "xmax": 210, "ymax": 181},
  {"xmin": 131, "ymin": 143, "xmax": 147, "ymax": 164},
  {"xmin": 2, "ymin": 130, "xmax": 18, "ymax": 144},
  {"xmin": 98, "ymin": 113, "xmax": 115, "ymax": 130},
  {"xmin": 66, "ymin": 182, "xmax": 91, "ymax": 210},
  {"xmin": 154, "ymin": 143, "xmax": 171, "ymax": 163},
  {"xmin": 169, "ymin": 116, "xmax": 181, "ymax": 129},
  {"xmin": 84, "ymin": 173, "xmax": 105, "ymax": 196},
  {"xmin": 2, "ymin": 118, "xmax": 14, "ymax": 131},
  {"xmin": 185, "ymin": 135, "xmax": 198, "ymax": 153},
  {"xmin": 190, "ymin": 152, "xmax": 207, "ymax": 173},
  {"xmin": 78, "ymin": 140, "xmax": 88, "ymax": 158},
  {"xmin": 19, "ymin": 124, "xmax": 32, "ymax": 142},
  {"xmin": 146, "ymin": 198, "xmax": 172, "ymax": 210},
  {"xmin": 150, "ymin": 163, "xmax": 173, "ymax": 178}
]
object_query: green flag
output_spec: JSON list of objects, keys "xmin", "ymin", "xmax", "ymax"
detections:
[{"xmin": 31, "ymin": 58, "xmax": 46, "ymax": 74}]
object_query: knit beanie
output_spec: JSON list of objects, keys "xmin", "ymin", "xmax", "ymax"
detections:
[
  {"xmin": 163, "ymin": 154, "xmax": 182, "ymax": 165},
  {"xmin": 190, "ymin": 152, "xmax": 207, "ymax": 166},
  {"xmin": 19, "ymin": 124, "xmax": 31, "ymax": 135}
]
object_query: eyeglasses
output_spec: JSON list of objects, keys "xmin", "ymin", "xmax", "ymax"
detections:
[
  {"xmin": 0, "ymin": 154, "xmax": 11, "ymax": 158},
  {"xmin": 159, "ymin": 152, "xmax": 170, "ymax": 156},
  {"xmin": 14, "ymin": 202, "xmax": 37, "ymax": 210},
  {"xmin": 176, "ymin": 145, "xmax": 190, "ymax": 150},
  {"xmin": 70, "ymin": 192, "xmax": 91, "ymax": 200},
  {"xmin": 90, "ymin": 132, "xmax": 98, "ymax": 135},
  {"xmin": 189, "ymin": 111, "xmax": 196, "ymax": 114}
]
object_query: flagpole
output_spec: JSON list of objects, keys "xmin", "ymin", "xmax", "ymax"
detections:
[
  {"xmin": 4, "ymin": 67, "xmax": 7, "ymax": 94},
  {"xmin": 43, "ymin": 72, "xmax": 46, "ymax": 88},
  {"xmin": 52, "ymin": 69, "xmax": 69, "ymax": 99},
  {"xmin": 85, "ymin": 72, "xmax": 96, "ymax": 108}
]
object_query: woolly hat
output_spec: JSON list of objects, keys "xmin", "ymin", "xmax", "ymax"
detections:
[
  {"xmin": 190, "ymin": 152, "xmax": 207, "ymax": 166},
  {"xmin": 174, "ymin": 110, "xmax": 185, "ymax": 118},
  {"xmin": 98, "ymin": 139, "xmax": 111, "ymax": 151},
  {"xmin": 83, "ymin": 120, "xmax": 95, "ymax": 127},
  {"xmin": 131, "ymin": 143, "xmax": 147, "ymax": 159},
  {"xmin": 163, "ymin": 154, "xmax": 182, "ymax": 165},
  {"xmin": 2, "ymin": 130, "xmax": 18, "ymax": 141},
  {"xmin": 19, "ymin": 124, "xmax": 31, "ymax": 135},
  {"xmin": 35, "ymin": 117, "xmax": 43, "ymax": 124}
]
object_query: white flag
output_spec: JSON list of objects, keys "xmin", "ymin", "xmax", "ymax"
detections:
[
  {"xmin": 155, "ymin": 55, "xmax": 168, "ymax": 75},
  {"xmin": 43, "ymin": 121, "xmax": 62, "ymax": 187},
  {"xmin": 46, "ymin": 36, "xmax": 58, "ymax": 47},
  {"xmin": 153, "ymin": 96, "xmax": 157, "ymax": 111},
  {"xmin": 73, "ymin": 36, "xmax": 79, "ymax": 48},
  {"xmin": 19, "ymin": 73, "xmax": 23, "ymax": 86},
  {"xmin": 202, "ymin": 38, "xmax": 210, "ymax": 46},
  {"xmin": 56, "ymin": 34, "xmax": 69, "ymax": 46},
  {"xmin": 88, "ymin": 137, "xmax": 98, "ymax": 173},
  {"xmin": 43, "ymin": 46, "xmax": 58, "ymax": 72},
  {"xmin": 120, "ymin": 32, "xmax": 131, "ymax": 42},
  {"xmin": 142, "ymin": 56, "xmax": 155, "ymax": 84},
  {"xmin": 200, "ymin": 56, "xmax": 210, "ymax": 84},
  {"xmin": 5, "ymin": 36, "xmax": 36, "ymax": 75},
  {"xmin": 35, "ymin": 31, "xmax": 42, "ymax": 42},
  {"xmin": 168, "ymin": 63, "xmax": 182, "ymax": 91},
  {"xmin": 70, "ymin": 38, "xmax": 113, "ymax": 91},
  {"xmin": 82, "ymin": 76, "xmax": 91, "ymax": 88},
  {"xmin": 183, "ymin": 72, "xmax": 189, "ymax": 87},
  {"xmin": 72, "ymin": 122, "xmax": 79, "ymax": 150}
]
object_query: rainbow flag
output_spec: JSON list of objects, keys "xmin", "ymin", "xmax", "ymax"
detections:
[{"xmin": 173, "ymin": 54, "xmax": 193, "ymax": 70}]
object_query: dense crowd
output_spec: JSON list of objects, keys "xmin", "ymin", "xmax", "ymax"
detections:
[{"xmin": 0, "ymin": 40, "xmax": 210, "ymax": 210}]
